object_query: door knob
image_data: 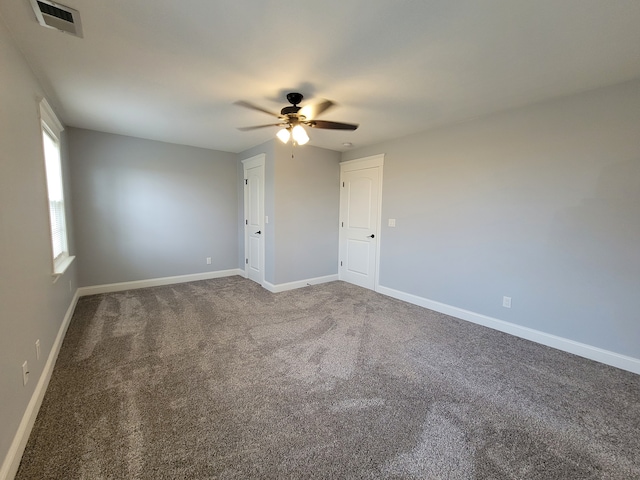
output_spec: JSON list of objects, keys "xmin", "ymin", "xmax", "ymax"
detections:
[
  {"xmin": 368, "ymin": 234, "xmax": 375, "ymax": 238},
  {"xmin": 255, "ymin": 230, "xmax": 261, "ymax": 235}
]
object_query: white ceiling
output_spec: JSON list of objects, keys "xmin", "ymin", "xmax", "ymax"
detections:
[{"xmin": 2, "ymin": 0, "xmax": 640, "ymax": 153}]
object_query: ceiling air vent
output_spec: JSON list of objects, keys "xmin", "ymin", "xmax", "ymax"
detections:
[{"xmin": 30, "ymin": 0, "xmax": 83, "ymax": 38}]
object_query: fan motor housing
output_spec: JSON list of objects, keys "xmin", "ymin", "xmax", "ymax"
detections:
[{"xmin": 281, "ymin": 105, "xmax": 301, "ymax": 116}]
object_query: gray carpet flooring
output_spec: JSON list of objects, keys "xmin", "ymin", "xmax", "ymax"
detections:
[{"xmin": 16, "ymin": 276, "xmax": 640, "ymax": 479}]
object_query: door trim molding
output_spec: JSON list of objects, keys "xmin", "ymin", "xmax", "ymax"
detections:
[
  {"xmin": 242, "ymin": 153, "xmax": 266, "ymax": 170},
  {"xmin": 340, "ymin": 153, "xmax": 384, "ymax": 171},
  {"xmin": 339, "ymin": 154, "xmax": 384, "ymax": 291},
  {"xmin": 242, "ymin": 153, "xmax": 266, "ymax": 287}
]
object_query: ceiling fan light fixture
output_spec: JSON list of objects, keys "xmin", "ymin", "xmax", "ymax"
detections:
[
  {"xmin": 276, "ymin": 128, "xmax": 291, "ymax": 143},
  {"xmin": 292, "ymin": 125, "xmax": 309, "ymax": 145},
  {"xmin": 236, "ymin": 92, "xmax": 357, "ymax": 145}
]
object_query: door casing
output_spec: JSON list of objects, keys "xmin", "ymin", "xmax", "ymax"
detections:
[
  {"xmin": 339, "ymin": 154, "xmax": 384, "ymax": 291},
  {"xmin": 242, "ymin": 153, "xmax": 265, "ymax": 286}
]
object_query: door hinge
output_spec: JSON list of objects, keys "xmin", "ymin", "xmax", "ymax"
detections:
[
  {"xmin": 341, "ymin": 221, "xmax": 344, "ymax": 227},
  {"xmin": 245, "ymin": 179, "xmax": 248, "ymax": 185},
  {"xmin": 342, "ymin": 181, "xmax": 344, "ymax": 187},
  {"xmin": 245, "ymin": 219, "xmax": 248, "ymax": 225},
  {"xmin": 246, "ymin": 258, "xmax": 248, "ymax": 264},
  {"xmin": 340, "ymin": 261, "xmax": 343, "ymax": 267}
]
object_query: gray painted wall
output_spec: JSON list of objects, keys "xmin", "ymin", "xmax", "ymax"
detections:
[
  {"xmin": 343, "ymin": 80, "xmax": 640, "ymax": 359},
  {"xmin": 0, "ymin": 19, "xmax": 78, "ymax": 470},
  {"xmin": 238, "ymin": 140, "xmax": 341, "ymax": 286},
  {"xmin": 68, "ymin": 128, "xmax": 238, "ymax": 287},
  {"xmin": 238, "ymin": 140, "xmax": 276, "ymax": 283},
  {"xmin": 272, "ymin": 142, "xmax": 341, "ymax": 284}
]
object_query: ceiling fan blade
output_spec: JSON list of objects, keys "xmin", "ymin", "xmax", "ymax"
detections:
[
  {"xmin": 307, "ymin": 120, "xmax": 359, "ymax": 131},
  {"xmin": 300, "ymin": 99, "xmax": 335, "ymax": 120},
  {"xmin": 234, "ymin": 100, "xmax": 281, "ymax": 118},
  {"xmin": 237, "ymin": 123, "xmax": 283, "ymax": 131}
]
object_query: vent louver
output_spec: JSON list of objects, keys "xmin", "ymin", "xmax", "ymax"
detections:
[
  {"xmin": 37, "ymin": 2, "xmax": 73, "ymax": 22},
  {"xmin": 30, "ymin": 0, "xmax": 83, "ymax": 38}
]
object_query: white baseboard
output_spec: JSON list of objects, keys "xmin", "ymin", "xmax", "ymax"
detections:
[
  {"xmin": 0, "ymin": 289, "xmax": 80, "ymax": 480},
  {"xmin": 264, "ymin": 274, "xmax": 339, "ymax": 293},
  {"xmin": 376, "ymin": 285, "xmax": 640, "ymax": 375},
  {"xmin": 77, "ymin": 269, "xmax": 244, "ymax": 296}
]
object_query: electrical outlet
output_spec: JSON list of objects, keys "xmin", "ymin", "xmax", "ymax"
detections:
[
  {"xmin": 206, "ymin": 257, "xmax": 212, "ymax": 265},
  {"xmin": 36, "ymin": 339, "xmax": 41, "ymax": 360},
  {"xmin": 22, "ymin": 361, "xmax": 29, "ymax": 386},
  {"xmin": 503, "ymin": 296, "xmax": 512, "ymax": 308}
]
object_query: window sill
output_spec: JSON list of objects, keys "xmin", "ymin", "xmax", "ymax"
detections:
[{"xmin": 52, "ymin": 255, "xmax": 75, "ymax": 283}]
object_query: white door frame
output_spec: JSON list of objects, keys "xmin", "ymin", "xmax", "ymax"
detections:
[
  {"xmin": 339, "ymin": 154, "xmax": 384, "ymax": 290},
  {"xmin": 242, "ymin": 153, "xmax": 266, "ymax": 286}
]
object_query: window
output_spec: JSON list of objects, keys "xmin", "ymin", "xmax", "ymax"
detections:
[{"xmin": 40, "ymin": 98, "xmax": 74, "ymax": 278}]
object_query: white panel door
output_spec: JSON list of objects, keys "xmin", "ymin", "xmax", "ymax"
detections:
[
  {"xmin": 339, "ymin": 165, "xmax": 381, "ymax": 290},
  {"xmin": 243, "ymin": 155, "xmax": 265, "ymax": 285}
]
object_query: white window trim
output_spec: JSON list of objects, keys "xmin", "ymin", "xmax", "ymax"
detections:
[
  {"xmin": 40, "ymin": 98, "xmax": 63, "ymax": 137},
  {"xmin": 39, "ymin": 98, "xmax": 75, "ymax": 281}
]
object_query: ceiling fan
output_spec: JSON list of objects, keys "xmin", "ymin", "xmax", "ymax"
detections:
[{"xmin": 235, "ymin": 92, "xmax": 358, "ymax": 145}]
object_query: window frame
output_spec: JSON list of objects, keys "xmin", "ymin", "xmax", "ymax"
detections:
[{"xmin": 39, "ymin": 98, "xmax": 74, "ymax": 280}]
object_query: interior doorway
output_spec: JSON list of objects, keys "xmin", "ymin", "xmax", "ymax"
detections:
[
  {"xmin": 242, "ymin": 154, "xmax": 265, "ymax": 285},
  {"xmin": 338, "ymin": 154, "xmax": 384, "ymax": 290}
]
